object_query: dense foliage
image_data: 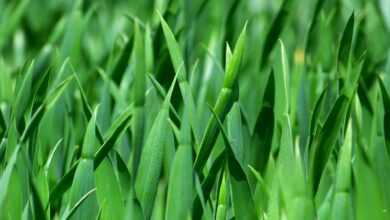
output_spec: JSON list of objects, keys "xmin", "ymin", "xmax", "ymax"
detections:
[{"xmin": 1, "ymin": 0, "xmax": 390, "ymax": 219}]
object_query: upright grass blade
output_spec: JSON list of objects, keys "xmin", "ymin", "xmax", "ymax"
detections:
[
  {"xmin": 49, "ymin": 106, "xmax": 132, "ymax": 206},
  {"xmin": 68, "ymin": 108, "xmax": 99, "ymax": 220},
  {"xmin": 307, "ymin": 88, "xmax": 328, "ymax": 149},
  {"xmin": 248, "ymin": 165, "xmax": 270, "ymax": 217},
  {"xmin": 68, "ymin": 159, "xmax": 98, "ymax": 220},
  {"xmin": 147, "ymin": 73, "xmax": 181, "ymax": 124},
  {"xmin": 20, "ymin": 76, "xmax": 74, "ymax": 143},
  {"xmin": 130, "ymin": 22, "xmax": 146, "ymax": 176},
  {"xmin": 13, "ymin": 62, "xmax": 35, "ymax": 133},
  {"xmin": 158, "ymin": 11, "xmax": 201, "ymax": 141},
  {"xmin": 135, "ymin": 72, "xmax": 177, "ymax": 219},
  {"xmin": 309, "ymin": 95, "xmax": 350, "ymax": 194},
  {"xmin": 192, "ymin": 150, "xmax": 225, "ymax": 220},
  {"xmin": 30, "ymin": 175, "xmax": 48, "ymax": 220},
  {"xmin": 305, "ymin": 0, "xmax": 327, "ymax": 66},
  {"xmin": 252, "ymin": 70, "xmax": 275, "ymax": 173},
  {"xmin": 330, "ymin": 121, "xmax": 352, "ymax": 220},
  {"xmin": 0, "ymin": 139, "xmax": 6, "ymax": 162},
  {"xmin": 378, "ymin": 77, "xmax": 390, "ymax": 155},
  {"xmin": 94, "ymin": 106, "xmax": 133, "ymax": 168},
  {"xmin": 354, "ymin": 145, "xmax": 390, "ymax": 220},
  {"xmin": 194, "ymin": 23, "xmax": 247, "ymax": 173},
  {"xmin": 0, "ymin": 144, "xmax": 21, "ymax": 210},
  {"xmin": 114, "ymin": 151, "xmax": 132, "ymax": 198},
  {"xmin": 277, "ymin": 114, "xmax": 314, "ymax": 220},
  {"xmin": 63, "ymin": 188, "xmax": 96, "ymax": 220},
  {"xmin": 275, "ymin": 40, "xmax": 289, "ymax": 119},
  {"xmin": 44, "ymin": 139, "xmax": 63, "ymax": 175},
  {"xmin": 165, "ymin": 106, "xmax": 193, "ymax": 220},
  {"xmin": 209, "ymin": 106, "xmax": 258, "ymax": 220},
  {"xmin": 48, "ymin": 163, "xmax": 79, "ymax": 207},
  {"xmin": 124, "ymin": 189, "xmax": 145, "ymax": 220},
  {"xmin": 337, "ymin": 12, "xmax": 354, "ymax": 71},
  {"xmin": 260, "ymin": 0, "xmax": 294, "ymax": 68},
  {"xmin": 73, "ymin": 71, "xmax": 93, "ymax": 120},
  {"xmin": 215, "ymin": 181, "xmax": 227, "ymax": 220},
  {"xmin": 227, "ymin": 103, "xmax": 245, "ymax": 166},
  {"xmin": 337, "ymin": 12, "xmax": 355, "ymax": 91},
  {"xmin": 110, "ymin": 35, "xmax": 133, "ymax": 85},
  {"xmin": 0, "ymin": 109, "xmax": 6, "ymax": 139},
  {"xmin": 95, "ymin": 158, "xmax": 124, "ymax": 220},
  {"xmin": 73, "ymin": 71, "xmax": 104, "ymax": 144}
]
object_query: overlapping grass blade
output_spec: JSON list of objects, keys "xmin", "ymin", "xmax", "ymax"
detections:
[
  {"xmin": 0, "ymin": 108, "xmax": 7, "ymax": 139},
  {"xmin": 337, "ymin": 12, "xmax": 354, "ymax": 71},
  {"xmin": 20, "ymin": 75, "xmax": 74, "ymax": 143},
  {"xmin": 251, "ymin": 70, "xmax": 275, "ymax": 173},
  {"xmin": 95, "ymin": 158, "xmax": 124, "ymax": 220},
  {"xmin": 63, "ymin": 188, "xmax": 96, "ymax": 220},
  {"xmin": 209, "ymin": 106, "xmax": 258, "ymax": 220},
  {"xmin": 158, "ymin": 11, "xmax": 201, "ymax": 141},
  {"xmin": 68, "ymin": 108, "xmax": 99, "ymax": 220},
  {"xmin": 165, "ymin": 106, "xmax": 193, "ymax": 220},
  {"xmin": 110, "ymin": 35, "xmax": 133, "ymax": 85},
  {"xmin": 378, "ymin": 77, "xmax": 390, "ymax": 155},
  {"xmin": 123, "ymin": 189, "xmax": 145, "ymax": 220},
  {"xmin": 330, "ymin": 121, "xmax": 352, "ymax": 220},
  {"xmin": 94, "ymin": 106, "xmax": 133, "ymax": 168},
  {"xmin": 309, "ymin": 95, "xmax": 350, "ymax": 194},
  {"xmin": 30, "ymin": 175, "xmax": 48, "ymax": 220},
  {"xmin": 192, "ymin": 151, "xmax": 225, "ymax": 220},
  {"xmin": 135, "ymin": 71, "xmax": 177, "ymax": 219},
  {"xmin": 0, "ymin": 144, "xmax": 21, "ymax": 210},
  {"xmin": 194, "ymin": 23, "xmax": 247, "ymax": 173},
  {"xmin": 260, "ymin": 0, "xmax": 294, "ymax": 68}
]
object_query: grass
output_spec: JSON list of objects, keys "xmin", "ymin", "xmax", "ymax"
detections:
[{"xmin": 1, "ymin": 0, "xmax": 390, "ymax": 219}]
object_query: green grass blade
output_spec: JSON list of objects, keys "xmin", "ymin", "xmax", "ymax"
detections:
[
  {"xmin": 0, "ymin": 144, "xmax": 21, "ymax": 211},
  {"xmin": 275, "ymin": 40, "xmax": 289, "ymax": 119},
  {"xmin": 20, "ymin": 75, "xmax": 73, "ymax": 143},
  {"xmin": 330, "ymin": 121, "xmax": 352, "ymax": 220},
  {"xmin": 309, "ymin": 95, "xmax": 350, "ymax": 194},
  {"xmin": 194, "ymin": 23, "xmax": 247, "ymax": 173},
  {"xmin": 158, "ymin": 11, "xmax": 201, "ymax": 141},
  {"xmin": 337, "ymin": 12, "xmax": 354, "ymax": 71},
  {"xmin": 63, "ymin": 188, "xmax": 96, "ymax": 220},
  {"xmin": 131, "ymin": 22, "xmax": 146, "ymax": 176},
  {"xmin": 110, "ymin": 35, "xmax": 133, "ymax": 85},
  {"xmin": 135, "ymin": 72, "xmax": 177, "ymax": 219},
  {"xmin": 94, "ymin": 106, "xmax": 133, "ymax": 168},
  {"xmin": 209, "ymin": 105, "xmax": 258, "ymax": 220},
  {"xmin": 165, "ymin": 107, "xmax": 193, "ymax": 220},
  {"xmin": 95, "ymin": 158, "xmax": 125, "ymax": 220},
  {"xmin": 68, "ymin": 160, "xmax": 98, "ymax": 220},
  {"xmin": 260, "ymin": 0, "xmax": 293, "ymax": 68},
  {"xmin": 0, "ymin": 108, "xmax": 6, "ymax": 139},
  {"xmin": 378, "ymin": 77, "xmax": 390, "ymax": 155},
  {"xmin": 30, "ymin": 176, "xmax": 48, "ymax": 220},
  {"xmin": 252, "ymin": 70, "xmax": 275, "ymax": 173},
  {"xmin": 192, "ymin": 151, "xmax": 225, "ymax": 220},
  {"xmin": 48, "ymin": 163, "xmax": 79, "ymax": 207},
  {"xmin": 124, "ymin": 189, "xmax": 145, "ymax": 220}
]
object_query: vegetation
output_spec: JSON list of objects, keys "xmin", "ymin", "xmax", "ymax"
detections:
[{"xmin": 1, "ymin": 0, "xmax": 390, "ymax": 219}]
